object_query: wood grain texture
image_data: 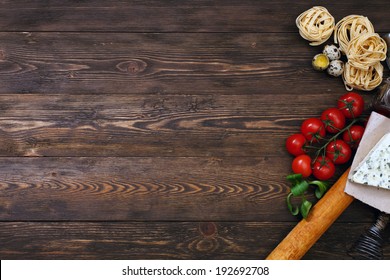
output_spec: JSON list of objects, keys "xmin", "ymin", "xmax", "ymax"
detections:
[
  {"xmin": 0, "ymin": 32, "xmax": 379, "ymax": 95},
  {"xmin": 0, "ymin": 156, "xmax": 372, "ymax": 222},
  {"xmin": 1, "ymin": 221, "xmax": 388, "ymax": 259},
  {"xmin": 0, "ymin": 156, "xmax": 296, "ymax": 221},
  {"xmin": 0, "ymin": 0, "xmax": 388, "ymax": 32},
  {"xmin": 0, "ymin": 93, "xmax": 371, "ymax": 157},
  {"xmin": 0, "ymin": 0, "xmax": 389, "ymax": 260}
]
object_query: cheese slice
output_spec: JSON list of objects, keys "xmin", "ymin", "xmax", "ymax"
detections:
[{"xmin": 350, "ymin": 133, "xmax": 390, "ymax": 190}]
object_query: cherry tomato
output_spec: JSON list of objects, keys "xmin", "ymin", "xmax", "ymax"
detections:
[
  {"xmin": 337, "ymin": 92, "xmax": 364, "ymax": 119},
  {"xmin": 292, "ymin": 154, "xmax": 312, "ymax": 178},
  {"xmin": 320, "ymin": 108, "xmax": 346, "ymax": 133},
  {"xmin": 312, "ymin": 156, "xmax": 335, "ymax": 180},
  {"xmin": 325, "ymin": 139, "xmax": 352, "ymax": 164},
  {"xmin": 301, "ymin": 118, "xmax": 326, "ymax": 143},
  {"xmin": 342, "ymin": 125, "xmax": 365, "ymax": 148},
  {"xmin": 286, "ymin": 133, "xmax": 307, "ymax": 156}
]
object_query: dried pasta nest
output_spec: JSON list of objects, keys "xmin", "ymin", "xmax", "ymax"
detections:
[
  {"xmin": 346, "ymin": 32, "xmax": 387, "ymax": 71},
  {"xmin": 334, "ymin": 15, "xmax": 374, "ymax": 54},
  {"xmin": 296, "ymin": 8, "xmax": 388, "ymax": 91},
  {"xmin": 333, "ymin": 15, "xmax": 387, "ymax": 91},
  {"xmin": 296, "ymin": 6, "xmax": 335, "ymax": 46},
  {"xmin": 342, "ymin": 61, "xmax": 384, "ymax": 91}
]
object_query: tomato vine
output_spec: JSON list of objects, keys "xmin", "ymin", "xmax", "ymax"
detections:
[{"xmin": 285, "ymin": 92, "xmax": 367, "ymax": 218}]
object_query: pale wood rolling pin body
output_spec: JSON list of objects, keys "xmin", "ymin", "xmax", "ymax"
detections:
[{"xmin": 266, "ymin": 168, "xmax": 354, "ymax": 260}]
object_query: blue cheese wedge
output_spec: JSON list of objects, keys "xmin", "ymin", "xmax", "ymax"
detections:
[{"xmin": 350, "ymin": 133, "xmax": 390, "ymax": 190}]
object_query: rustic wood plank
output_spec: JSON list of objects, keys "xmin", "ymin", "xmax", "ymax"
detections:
[
  {"xmin": 0, "ymin": 0, "xmax": 388, "ymax": 261},
  {"xmin": 0, "ymin": 156, "xmax": 370, "ymax": 222},
  {"xmin": 0, "ymin": 221, "xmax": 388, "ymax": 259},
  {"xmin": 0, "ymin": 221, "xmax": 294, "ymax": 259},
  {"xmin": 0, "ymin": 93, "xmax": 372, "ymax": 157},
  {"xmin": 305, "ymin": 221, "xmax": 390, "ymax": 260},
  {"xmin": 2, "ymin": 32, "xmax": 386, "ymax": 95},
  {"xmin": 0, "ymin": 0, "xmax": 388, "ymax": 32},
  {"xmin": 0, "ymin": 156, "xmax": 292, "ymax": 221}
]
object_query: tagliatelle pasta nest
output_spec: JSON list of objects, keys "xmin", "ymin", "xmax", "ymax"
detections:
[
  {"xmin": 296, "ymin": 6, "xmax": 335, "ymax": 46},
  {"xmin": 346, "ymin": 33, "xmax": 387, "ymax": 71},
  {"xmin": 333, "ymin": 15, "xmax": 375, "ymax": 54},
  {"xmin": 296, "ymin": 8, "xmax": 388, "ymax": 91},
  {"xmin": 334, "ymin": 15, "xmax": 387, "ymax": 91},
  {"xmin": 342, "ymin": 61, "xmax": 384, "ymax": 91}
]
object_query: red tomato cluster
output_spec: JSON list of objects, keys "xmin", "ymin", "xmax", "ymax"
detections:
[{"xmin": 286, "ymin": 92, "xmax": 366, "ymax": 181}]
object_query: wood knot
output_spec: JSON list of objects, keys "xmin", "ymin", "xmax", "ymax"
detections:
[
  {"xmin": 199, "ymin": 222, "xmax": 217, "ymax": 237},
  {"xmin": 195, "ymin": 238, "xmax": 218, "ymax": 252},
  {"xmin": 117, "ymin": 59, "xmax": 147, "ymax": 74},
  {"xmin": 0, "ymin": 50, "xmax": 5, "ymax": 60}
]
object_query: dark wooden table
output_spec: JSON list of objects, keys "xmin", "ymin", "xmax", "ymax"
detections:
[{"xmin": 0, "ymin": 0, "xmax": 389, "ymax": 260}]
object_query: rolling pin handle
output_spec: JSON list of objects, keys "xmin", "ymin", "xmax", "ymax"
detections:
[{"xmin": 266, "ymin": 169, "xmax": 354, "ymax": 260}]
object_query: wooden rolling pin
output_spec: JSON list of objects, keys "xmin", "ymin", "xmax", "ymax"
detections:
[{"xmin": 266, "ymin": 168, "xmax": 354, "ymax": 260}]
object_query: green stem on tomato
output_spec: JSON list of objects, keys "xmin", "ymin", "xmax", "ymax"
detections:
[
  {"xmin": 286, "ymin": 115, "xmax": 365, "ymax": 219},
  {"xmin": 312, "ymin": 117, "xmax": 362, "ymax": 163},
  {"xmin": 322, "ymin": 118, "xmax": 343, "ymax": 133}
]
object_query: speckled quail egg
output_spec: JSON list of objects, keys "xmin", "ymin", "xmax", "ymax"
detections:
[
  {"xmin": 323, "ymin": 44, "xmax": 341, "ymax": 61},
  {"xmin": 312, "ymin": 53, "xmax": 329, "ymax": 71},
  {"xmin": 327, "ymin": 60, "xmax": 344, "ymax": 77}
]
